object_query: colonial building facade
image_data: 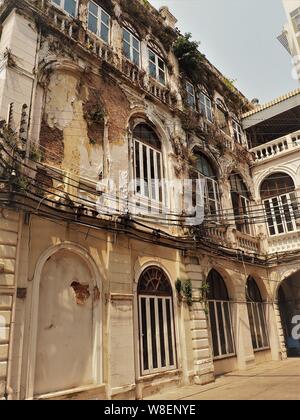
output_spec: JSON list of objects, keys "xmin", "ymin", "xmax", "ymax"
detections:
[{"xmin": 0, "ymin": 0, "xmax": 299, "ymax": 400}]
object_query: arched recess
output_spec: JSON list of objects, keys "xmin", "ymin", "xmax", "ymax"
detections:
[
  {"xmin": 246, "ymin": 276, "xmax": 270, "ymax": 352},
  {"xmin": 206, "ymin": 269, "xmax": 236, "ymax": 359},
  {"xmin": 26, "ymin": 242, "xmax": 103, "ymax": 399},
  {"xmin": 277, "ymin": 270, "xmax": 300, "ymax": 357}
]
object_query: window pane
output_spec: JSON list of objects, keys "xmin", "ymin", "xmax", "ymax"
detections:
[
  {"xmin": 253, "ymin": 304, "xmax": 263, "ymax": 348},
  {"xmin": 88, "ymin": 14, "xmax": 98, "ymax": 34},
  {"xmin": 216, "ymin": 302, "xmax": 226, "ymax": 355},
  {"xmin": 123, "ymin": 41, "xmax": 131, "ymax": 60},
  {"xmin": 101, "ymin": 24, "xmax": 109, "ymax": 43},
  {"xmin": 224, "ymin": 302, "xmax": 234, "ymax": 354},
  {"xmin": 133, "ymin": 37, "xmax": 140, "ymax": 50},
  {"xmin": 65, "ymin": 0, "xmax": 76, "ymax": 16},
  {"xmin": 149, "ymin": 50, "xmax": 156, "ymax": 63},
  {"xmin": 149, "ymin": 62, "xmax": 157, "ymax": 78},
  {"xmin": 150, "ymin": 149, "xmax": 156, "ymax": 200},
  {"xmin": 102, "ymin": 10, "xmax": 110, "ymax": 26},
  {"xmin": 123, "ymin": 28, "xmax": 130, "ymax": 43},
  {"xmin": 140, "ymin": 298, "xmax": 149, "ymax": 371},
  {"xmin": 150, "ymin": 298, "xmax": 158, "ymax": 369},
  {"xmin": 209, "ymin": 302, "xmax": 219, "ymax": 357},
  {"xmin": 158, "ymin": 299, "xmax": 166, "ymax": 368},
  {"xmin": 258, "ymin": 304, "xmax": 269, "ymax": 348},
  {"xmin": 158, "ymin": 58, "xmax": 164, "ymax": 69},
  {"xmin": 89, "ymin": 1, "xmax": 98, "ymax": 15},
  {"xmin": 143, "ymin": 145, "xmax": 149, "ymax": 197},
  {"xmin": 133, "ymin": 50, "xmax": 140, "ymax": 66},
  {"xmin": 135, "ymin": 141, "xmax": 140, "ymax": 193},
  {"xmin": 158, "ymin": 69, "xmax": 165, "ymax": 85},
  {"xmin": 166, "ymin": 300, "xmax": 174, "ymax": 366},
  {"xmin": 247, "ymin": 303, "xmax": 258, "ymax": 349}
]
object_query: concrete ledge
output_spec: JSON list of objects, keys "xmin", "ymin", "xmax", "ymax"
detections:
[{"xmin": 35, "ymin": 384, "xmax": 107, "ymax": 400}]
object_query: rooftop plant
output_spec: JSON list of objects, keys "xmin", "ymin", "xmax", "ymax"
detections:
[{"xmin": 173, "ymin": 33, "xmax": 205, "ymax": 84}]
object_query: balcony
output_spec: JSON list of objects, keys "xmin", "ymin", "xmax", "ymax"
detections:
[
  {"xmin": 147, "ymin": 78, "xmax": 173, "ymax": 106},
  {"xmin": 235, "ymin": 231, "xmax": 261, "ymax": 254},
  {"xmin": 251, "ymin": 130, "xmax": 300, "ymax": 163},
  {"xmin": 32, "ymin": 0, "xmax": 80, "ymax": 41}
]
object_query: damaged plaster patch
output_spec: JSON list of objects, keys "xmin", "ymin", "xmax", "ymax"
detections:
[
  {"xmin": 71, "ymin": 281, "xmax": 91, "ymax": 305},
  {"xmin": 39, "ymin": 119, "xmax": 64, "ymax": 165}
]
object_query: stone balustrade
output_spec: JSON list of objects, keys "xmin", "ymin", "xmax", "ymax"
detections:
[
  {"xmin": 235, "ymin": 230, "xmax": 260, "ymax": 253},
  {"xmin": 251, "ymin": 130, "xmax": 300, "ymax": 162}
]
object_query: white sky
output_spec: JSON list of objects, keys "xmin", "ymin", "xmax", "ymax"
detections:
[{"xmin": 150, "ymin": 0, "xmax": 299, "ymax": 104}]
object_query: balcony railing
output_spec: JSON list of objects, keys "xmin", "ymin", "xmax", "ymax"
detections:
[
  {"xmin": 251, "ymin": 130, "xmax": 300, "ymax": 162},
  {"xmin": 235, "ymin": 231, "xmax": 260, "ymax": 254},
  {"xmin": 122, "ymin": 58, "xmax": 146, "ymax": 89},
  {"xmin": 147, "ymin": 78, "xmax": 172, "ymax": 106},
  {"xmin": 32, "ymin": 0, "xmax": 80, "ymax": 40}
]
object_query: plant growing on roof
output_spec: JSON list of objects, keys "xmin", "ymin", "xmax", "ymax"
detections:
[
  {"xmin": 120, "ymin": 0, "xmax": 177, "ymax": 51},
  {"xmin": 173, "ymin": 33, "xmax": 205, "ymax": 84}
]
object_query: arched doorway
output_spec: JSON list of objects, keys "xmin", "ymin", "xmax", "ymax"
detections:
[
  {"xmin": 137, "ymin": 266, "xmax": 176, "ymax": 375},
  {"xmin": 278, "ymin": 272, "xmax": 300, "ymax": 357},
  {"xmin": 28, "ymin": 245, "xmax": 102, "ymax": 398}
]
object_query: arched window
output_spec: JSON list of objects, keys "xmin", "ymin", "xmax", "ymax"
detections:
[
  {"xmin": 192, "ymin": 152, "xmax": 221, "ymax": 217},
  {"xmin": 133, "ymin": 123, "xmax": 164, "ymax": 204},
  {"xmin": 216, "ymin": 99, "xmax": 230, "ymax": 136},
  {"xmin": 207, "ymin": 270, "xmax": 235, "ymax": 359},
  {"xmin": 138, "ymin": 267, "xmax": 176, "ymax": 375},
  {"xmin": 123, "ymin": 22, "xmax": 141, "ymax": 66},
  {"xmin": 260, "ymin": 173, "xmax": 298, "ymax": 236},
  {"xmin": 230, "ymin": 173, "xmax": 252, "ymax": 235},
  {"xmin": 148, "ymin": 42, "xmax": 166, "ymax": 85},
  {"xmin": 246, "ymin": 277, "xmax": 269, "ymax": 351}
]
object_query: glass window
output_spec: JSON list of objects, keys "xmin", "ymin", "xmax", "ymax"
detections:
[
  {"xmin": 192, "ymin": 153, "xmax": 221, "ymax": 219},
  {"xmin": 260, "ymin": 173, "xmax": 298, "ymax": 236},
  {"xmin": 138, "ymin": 267, "xmax": 176, "ymax": 375},
  {"xmin": 232, "ymin": 120, "xmax": 243, "ymax": 144},
  {"xmin": 123, "ymin": 28, "xmax": 141, "ymax": 66},
  {"xmin": 133, "ymin": 124, "xmax": 164, "ymax": 204},
  {"xmin": 207, "ymin": 270, "xmax": 235, "ymax": 359},
  {"xmin": 230, "ymin": 173, "xmax": 253, "ymax": 235},
  {"xmin": 186, "ymin": 82, "xmax": 196, "ymax": 109},
  {"xmin": 216, "ymin": 100, "xmax": 230, "ymax": 135},
  {"xmin": 246, "ymin": 277, "xmax": 269, "ymax": 351},
  {"xmin": 199, "ymin": 92, "xmax": 213, "ymax": 122},
  {"xmin": 148, "ymin": 49, "xmax": 166, "ymax": 85},
  {"xmin": 88, "ymin": 1, "xmax": 110, "ymax": 44},
  {"xmin": 52, "ymin": 0, "xmax": 77, "ymax": 17}
]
